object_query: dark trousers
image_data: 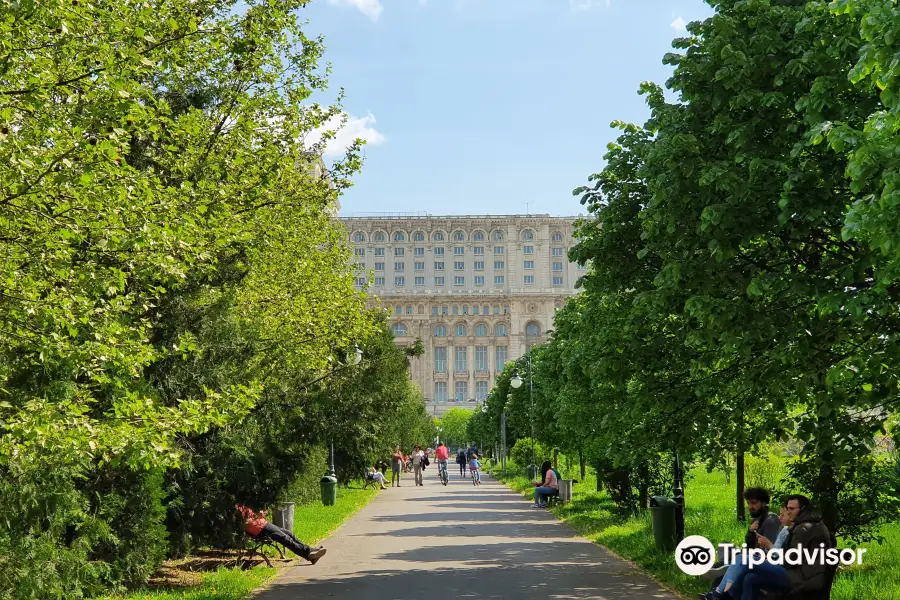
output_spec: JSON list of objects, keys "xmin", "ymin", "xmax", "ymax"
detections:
[
  {"xmin": 459, "ymin": 462, "xmax": 466, "ymax": 476},
  {"xmin": 741, "ymin": 562, "xmax": 790, "ymax": 600},
  {"xmin": 258, "ymin": 522, "xmax": 311, "ymax": 559}
]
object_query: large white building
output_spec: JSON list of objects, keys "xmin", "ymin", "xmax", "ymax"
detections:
[{"xmin": 342, "ymin": 214, "xmax": 583, "ymax": 416}]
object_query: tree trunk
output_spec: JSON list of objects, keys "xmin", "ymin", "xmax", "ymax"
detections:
[
  {"xmin": 579, "ymin": 449, "xmax": 586, "ymax": 481},
  {"xmin": 554, "ymin": 448, "xmax": 559, "ymax": 469},
  {"xmin": 736, "ymin": 451, "xmax": 746, "ymax": 522}
]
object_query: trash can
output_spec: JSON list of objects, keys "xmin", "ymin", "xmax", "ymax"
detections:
[
  {"xmin": 558, "ymin": 479, "xmax": 573, "ymax": 503},
  {"xmin": 320, "ymin": 474, "xmax": 337, "ymax": 506},
  {"xmin": 526, "ymin": 463, "xmax": 538, "ymax": 480},
  {"xmin": 271, "ymin": 502, "xmax": 295, "ymax": 533},
  {"xmin": 649, "ymin": 495, "xmax": 677, "ymax": 552}
]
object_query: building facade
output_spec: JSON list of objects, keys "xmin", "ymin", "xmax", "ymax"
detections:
[{"xmin": 342, "ymin": 215, "xmax": 583, "ymax": 416}]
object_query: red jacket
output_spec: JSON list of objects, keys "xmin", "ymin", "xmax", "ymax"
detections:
[
  {"xmin": 236, "ymin": 505, "xmax": 268, "ymax": 537},
  {"xmin": 435, "ymin": 446, "xmax": 450, "ymax": 460}
]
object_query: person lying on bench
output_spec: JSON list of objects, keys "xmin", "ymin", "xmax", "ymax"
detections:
[
  {"xmin": 236, "ymin": 505, "xmax": 327, "ymax": 564},
  {"xmin": 368, "ymin": 467, "xmax": 388, "ymax": 489}
]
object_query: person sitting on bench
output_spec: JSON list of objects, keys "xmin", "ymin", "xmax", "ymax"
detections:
[
  {"xmin": 531, "ymin": 461, "xmax": 558, "ymax": 508},
  {"xmin": 236, "ymin": 505, "xmax": 327, "ymax": 564},
  {"xmin": 368, "ymin": 467, "xmax": 388, "ymax": 489}
]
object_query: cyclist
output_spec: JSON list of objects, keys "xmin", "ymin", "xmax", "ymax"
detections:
[
  {"xmin": 434, "ymin": 442, "xmax": 450, "ymax": 484},
  {"xmin": 469, "ymin": 453, "xmax": 482, "ymax": 486}
]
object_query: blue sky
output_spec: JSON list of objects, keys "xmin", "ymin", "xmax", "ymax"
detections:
[{"xmin": 304, "ymin": 0, "xmax": 714, "ymax": 217}]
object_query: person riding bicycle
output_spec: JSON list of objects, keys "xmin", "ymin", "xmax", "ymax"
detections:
[
  {"xmin": 469, "ymin": 453, "xmax": 482, "ymax": 486},
  {"xmin": 434, "ymin": 442, "xmax": 450, "ymax": 482}
]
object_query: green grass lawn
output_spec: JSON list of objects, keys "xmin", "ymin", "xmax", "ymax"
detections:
[
  {"xmin": 490, "ymin": 464, "xmax": 899, "ymax": 600},
  {"xmin": 106, "ymin": 485, "xmax": 378, "ymax": 600}
]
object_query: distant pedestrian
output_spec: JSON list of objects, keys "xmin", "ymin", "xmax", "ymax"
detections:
[
  {"xmin": 391, "ymin": 446, "xmax": 403, "ymax": 487},
  {"xmin": 457, "ymin": 448, "xmax": 467, "ymax": 477},
  {"xmin": 412, "ymin": 444, "xmax": 426, "ymax": 486}
]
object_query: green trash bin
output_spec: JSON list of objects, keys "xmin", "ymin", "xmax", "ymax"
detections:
[
  {"xmin": 649, "ymin": 495, "xmax": 677, "ymax": 552},
  {"xmin": 320, "ymin": 473, "xmax": 337, "ymax": 506}
]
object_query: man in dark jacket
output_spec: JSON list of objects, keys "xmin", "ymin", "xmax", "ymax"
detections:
[
  {"xmin": 740, "ymin": 495, "xmax": 833, "ymax": 600},
  {"xmin": 704, "ymin": 487, "xmax": 783, "ymax": 582}
]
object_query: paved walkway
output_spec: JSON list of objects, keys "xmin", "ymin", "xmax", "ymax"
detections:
[{"xmin": 257, "ymin": 472, "xmax": 678, "ymax": 600}]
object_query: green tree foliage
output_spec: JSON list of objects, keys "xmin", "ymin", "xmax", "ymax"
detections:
[
  {"xmin": 437, "ymin": 407, "xmax": 473, "ymax": 449},
  {"xmin": 0, "ymin": 0, "xmax": 410, "ymax": 596}
]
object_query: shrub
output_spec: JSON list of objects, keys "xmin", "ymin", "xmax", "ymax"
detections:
[{"xmin": 509, "ymin": 438, "xmax": 550, "ymax": 467}]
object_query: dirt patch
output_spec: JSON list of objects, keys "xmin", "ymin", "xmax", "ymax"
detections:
[{"xmin": 145, "ymin": 549, "xmax": 292, "ymax": 589}]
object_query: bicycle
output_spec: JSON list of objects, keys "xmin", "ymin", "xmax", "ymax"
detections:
[
  {"xmin": 470, "ymin": 467, "xmax": 480, "ymax": 486},
  {"xmin": 437, "ymin": 460, "xmax": 448, "ymax": 486}
]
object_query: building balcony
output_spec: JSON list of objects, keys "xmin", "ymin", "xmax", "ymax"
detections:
[
  {"xmin": 433, "ymin": 371, "xmax": 448, "ymax": 380},
  {"xmin": 454, "ymin": 370, "xmax": 469, "ymax": 378},
  {"xmin": 474, "ymin": 369, "xmax": 491, "ymax": 378}
]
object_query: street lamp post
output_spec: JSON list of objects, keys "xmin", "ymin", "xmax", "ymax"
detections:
[
  {"xmin": 328, "ymin": 344, "xmax": 363, "ymax": 476},
  {"xmin": 509, "ymin": 355, "xmax": 535, "ymax": 479}
]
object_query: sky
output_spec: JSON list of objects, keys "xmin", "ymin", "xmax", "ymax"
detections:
[{"xmin": 302, "ymin": 0, "xmax": 715, "ymax": 217}]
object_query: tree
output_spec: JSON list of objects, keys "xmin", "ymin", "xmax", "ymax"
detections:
[{"xmin": 438, "ymin": 408, "xmax": 473, "ymax": 449}]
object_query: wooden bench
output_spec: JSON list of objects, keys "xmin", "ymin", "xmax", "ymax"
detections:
[
  {"xmin": 759, "ymin": 563, "xmax": 837, "ymax": 600},
  {"xmin": 235, "ymin": 535, "xmax": 286, "ymax": 568}
]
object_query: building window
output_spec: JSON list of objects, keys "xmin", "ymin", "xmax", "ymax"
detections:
[
  {"xmin": 475, "ymin": 346, "xmax": 488, "ymax": 370},
  {"xmin": 435, "ymin": 276, "xmax": 445, "ymax": 286},
  {"xmin": 526, "ymin": 323, "xmax": 540, "ymax": 336},
  {"xmin": 454, "ymin": 231, "xmax": 465, "ymax": 241},
  {"xmin": 476, "ymin": 380, "xmax": 489, "ymax": 401},
  {"xmin": 452, "ymin": 306, "xmax": 459, "ymax": 315},
  {"xmin": 435, "ymin": 381, "xmax": 447, "ymax": 401},
  {"xmin": 374, "ymin": 262, "xmax": 385, "ymax": 271},
  {"xmin": 434, "ymin": 346, "xmax": 447, "ymax": 372},
  {"xmin": 496, "ymin": 324, "xmax": 508, "ymax": 336},
  {"xmin": 416, "ymin": 276, "xmax": 425, "ymax": 286},
  {"xmin": 462, "ymin": 306, "xmax": 469, "ymax": 315},
  {"xmin": 455, "ymin": 346, "xmax": 467, "ymax": 372},
  {"xmin": 473, "ymin": 306, "xmax": 480, "ymax": 315},
  {"xmin": 414, "ymin": 232, "xmax": 425, "ymax": 241},
  {"xmin": 394, "ymin": 232, "xmax": 405, "ymax": 242},
  {"xmin": 374, "ymin": 277, "xmax": 385, "ymax": 286},
  {"xmin": 552, "ymin": 247, "xmax": 564, "ymax": 256},
  {"xmin": 494, "ymin": 261, "xmax": 505, "ymax": 270},
  {"xmin": 494, "ymin": 247, "xmax": 505, "ymax": 255},
  {"xmin": 454, "ymin": 246, "xmax": 465, "ymax": 256},
  {"xmin": 453, "ymin": 261, "xmax": 464, "ymax": 271},
  {"xmin": 433, "ymin": 232, "xmax": 445, "ymax": 241},
  {"xmin": 494, "ymin": 276, "xmax": 505, "ymax": 285},
  {"xmin": 395, "ymin": 262, "xmax": 404, "ymax": 271},
  {"xmin": 374, "ymin": 247, "xmax": 385, "ymax": 256},
  {"xmin": 374, "ymin": 232, "xmax": 386, "ymax": 242},
  {"xmin": 473, "ymin": 231, "xmax": 485, "ymax": 241},
  {"xmin": 434, "ymin": 247, "xmax": 444, "ymax": 256},
  {"xmin": 496, "ymin": 346, "xmax": 508, "ymax": 369},
  {"xmin": 493, "ymin": 306, "xmax": 501, "ymax": 314},
  {"xmin": 354, "ymin": 277, "xmax": 365, "ymax": 287},
  {"xmin": 435, "ymin": 325, "xmax": 447, "ymax": 337},
  {"xmin": 493, "ymin": 231, "xmax": 503, "ymax": 241},
  {"xmin": 392, "ymin": 322, "xmax": 408, "ymax": 336},
  {"xmin": 394, "ymin": 248, "xmax": 404, "ymax": 256},
  {"xmin": 455, "ymin": 324, "xmax": 467, "ymax": 336},
  {"xmin": 394, "ymin": 276, "xmax": 405, "ymax": 286},
  {"xmin": 353, "ymin": 232, "xmax": 366, "ymax": 242},
  {"xmin": 473, "ymin": 246, "xmax": 484, "ymax": 255},
  {"xmin": 432, "ymin": 306, "xmax": 439, "ymax": 315},
  {"xmin": 455, "ymin": 276, "xmax": 465, "ymax": 286},
  {"xmin": 524, "ymin": 245, "xmax": 533, "ymax": 254},
  {"xmin": 524, "ymin": 260, "xmax": 534, "ymax": 269},
  {"xmin": 553, "ymin": 276, "xmax": 564, "ymax": 285},
  {"xmin": 483, "ymin": 305, "xmax": 490, "ymax": 314},
  {"xmin": 523, "ymin": 230, "xmax": 534, "ymax": 240},
  {"xmin": 435, "ymin": 261, "xmax": 444, "ymax": 270},
  {"xmin": 578, "ymin": 262, "xmax": 588, "ymax": 270},
  {"xmin": 354, "ymin": 247, "xmax": 365, "ymax": 257},
  {"xmin": 524, "ymin": 275, "xmax": 534, "ymax": 284},
  {"xmin": 415, "ymin": 262, "xmax": 424, "ymax": 270},
  {"xmin": 474, "ymin": 261, "xmax": 484, "ymax": 270},
  {"xmin": 455, "ymin": 381, "xmax": 467, "ymax": 402},
  {"xmin": 475, "ymin": 324, "xmax": 487, "ymax": 336},
  {"xmin": 474, "ymin": 276, "xmax": 485, "ymax": 286},
  {"xmin": 415, "ymin": 247, "xmax": 425, "ymax": 256},
  {"xmin": 552, "ymin": 233, "xmax": 562, "ymax": 242},
  {"xmin": 406, "ymin": 306, "xmax": 413, "ymax": 314},
  {"xmin": 553, "ymin": 262, "xmax": 564, "ymax": 271}
]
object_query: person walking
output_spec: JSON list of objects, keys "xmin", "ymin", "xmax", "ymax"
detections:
[
  {"xmin": 457, "ymin": 448, "xmax": 467, "ymax": 478},
  {"xmin": 391, "ymin": 446, "xmax": 403, "ymax": 487},
  {"xmin": 412, "ymin": 444, "xmax": 426, "ymax": 486}
]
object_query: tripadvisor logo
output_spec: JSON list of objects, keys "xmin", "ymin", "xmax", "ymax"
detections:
[{"xmin": 674, "ymin": 536, "xmax": 866, "ymax": 576}]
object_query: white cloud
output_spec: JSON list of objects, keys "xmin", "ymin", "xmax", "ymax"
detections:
[
  {"xmin": 671, "ymin": 16, "xmax": 687, "ymax": 34},
  {"xmin": 327, "ymin": 0, "xmax": 383, "ymax": 22},
  {"xmin": 310, "ymin": 113, "xmax": 386, "ymax": 158}
]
